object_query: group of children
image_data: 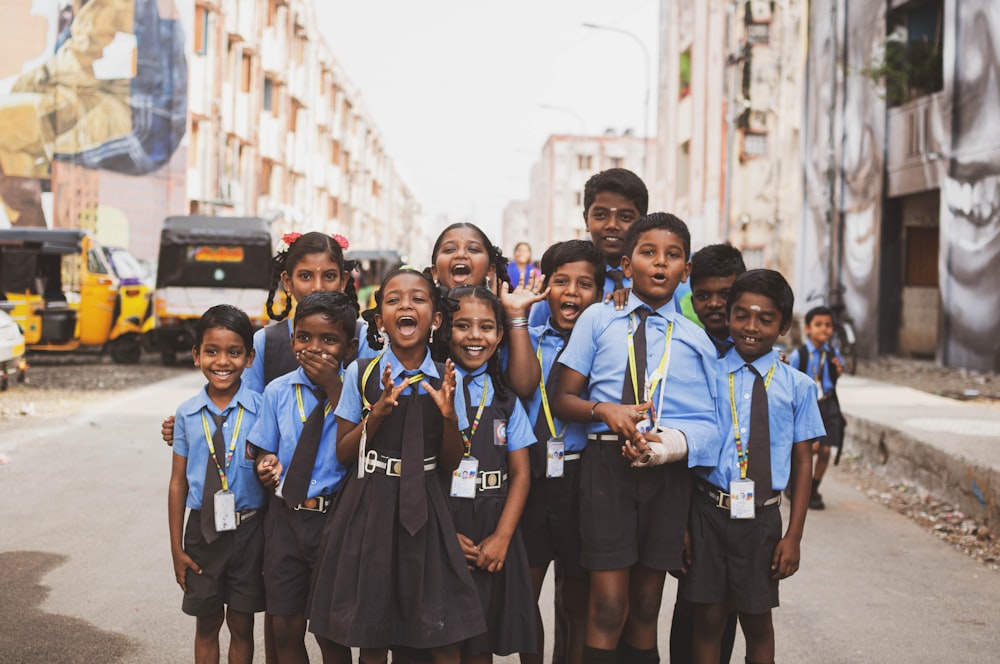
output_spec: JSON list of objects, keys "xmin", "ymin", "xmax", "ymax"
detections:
[{"xmin": 167, "ymin": 168, "xmax": 846, "ymax": 664}]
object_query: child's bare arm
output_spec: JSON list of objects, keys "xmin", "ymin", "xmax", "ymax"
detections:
[
  {"xmin": 477, "ymin": 447, "xmax": 531, "ymax": 573},
  {"xmin": 161, "ymin": 415, "xmax": 175, "ymax": 446},
  {"xmin": 499, "ymin": 277, "xmax": 547, "ymax": 398},
  {"xmin": 552, "ymin": 368, "xmax": 652, "ymax": 448},
  {"xmin": 772, "ymin": 439, "xmax": 814, "ymax": 579},
  {"xmin": 336, "ymin": 363, "xmax": 405, "ymax": 464},
  {"xmin": 254, "ymin": 452, "xmax": 282, "ymax": 489},
  {"xmin": 168, "ymin": 453, "xmax": 200, "ymax": 591},
  {"xmin": 426, "ymin": 360, "xmax": 463, "ymax": 472}
]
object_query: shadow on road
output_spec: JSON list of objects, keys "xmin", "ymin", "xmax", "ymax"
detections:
[{"xmin": 0, "ymin": 551, "xmax": 136, "ymax": 663}]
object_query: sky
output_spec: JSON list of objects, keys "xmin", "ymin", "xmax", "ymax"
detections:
[{"xmin": 313, "ymin": 0, "xmax": 659, "ymax": 243}]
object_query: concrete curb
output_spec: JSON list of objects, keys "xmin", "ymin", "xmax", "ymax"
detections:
[{"xmin": 838, "ymin": 375, "xmax": 1000, "ymax": 527}]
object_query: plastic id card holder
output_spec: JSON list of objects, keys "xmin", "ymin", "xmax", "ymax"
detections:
[
  {"xmin": 493, "ymin": 419, "xmax": 508, "ymax": 446},
  {"xmin": 214, "ymin": 490, "xmax": 237, "ymax": 531},
  {"xmin": 450, "ymin": 456, "xmax": 479, "ymax": 499},
  {"xmin": 546, "ymin": 439, "xmax": 565, "ymax": 478},
  {"xmin": 729, "ymin": 479, "xmax": 755, "ymax": 519}
]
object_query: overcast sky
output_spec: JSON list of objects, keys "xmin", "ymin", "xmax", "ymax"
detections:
[{"xmin": 313, "ymin": 0, "xmax": 659, "ymax": 243}]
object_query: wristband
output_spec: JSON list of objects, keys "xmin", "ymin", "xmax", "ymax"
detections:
[
  {"xmin": 589, "ymin": 402, "xmax": 600, "ymax": 422},
  {"xmin": 506, "ymin": 317, "xmax": 529, "ymax": 330}
]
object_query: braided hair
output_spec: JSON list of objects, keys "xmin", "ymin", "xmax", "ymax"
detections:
[
  {"xmin": 362, "ymin": 268, "xmax": 450, "ymax": 361},
  {"xmin": 442, "ymin": 285, "xmax": 510, "ymax": 402},
  {"xmin": 430, "ymin": 222, "xmax": 511, "ymax": 291},
  {"xmin": 266, "ymin": 231, "xmax": 358, "ymax": 321}
]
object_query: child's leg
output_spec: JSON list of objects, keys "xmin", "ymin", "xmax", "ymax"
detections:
[
  {"xmin": 736, "ymin": 610, "xmax": 774, "ymax": 664},
  {"xmin": 521, "ymin": 564, "xmax": 549, "ymax": 664},
  {"xmin": 668, "ymin": 594, "xmax": 695, "ymax": 663},
  {"xmin": 562, "ymin": 574, "xmax": 589, "ymax": 664},
  {"xmin": 691, "ymin": 601, "xmax": 730, "ymax": 664},
  {"xmin": 264, "ymin": 613, "xmax": 278, "ymax": 663},
  {"xmin": 461, "ymin": 652, "xmax": 492, "ymax": 664},
  {"xmin": 429, "ymin": 643, "xmax": 462, "ymax": 664},
  {"xmin": 316, "ymin": 635, "xmax": 352, "ymax": 664},
  {"xmin": 585, "ymin": 568, "xmax": 630, "ymax": 650},
  {"xmin": 225, "ymin": 608, "xmax": 255, "ymax": 664},
  {"xmin": 359, "ymin": 647, "xmax": 390, "ymax": 664},
  {"xmin": 271, "ymin": 614, "xmax": 308, "ymax": 663},
  {"xmin": 194, "ymin": 610, "xmax": 225, "ymax": 663},
  {"xmin": 621, "ymin": 564, "xmax": 666, "ymax": 649}
]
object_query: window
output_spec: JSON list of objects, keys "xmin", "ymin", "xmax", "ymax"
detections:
[
  {"xmin": 330, "ymin": 140, "xmax": 341, "ymax": 165},
  {"xmin": 194, "ymin": 5, "xmax": 209, "ymax": 55},
  {"xmin": 329, "ymin": 196, "xmax": 339, "ymax": 218},
  {"xmin": 263, "ymin": 76, "xmax": 274, "ymax": 111},
  {"xmin": 676, "ymin": 140, "xmax": 690, "ymax": 195},
  {"xmin": 746, "ymin": 22, "xmax": 769, "ymax": 46},
  {"xmin": 880, "ymin": 0, "xmax": 944, "ymax": 106},
  {"xmin": 260, "ymin": 159, "xmax": 273, "ymax": 196},
  {"xmin": 610, "ymin": 157, "xmax": 623, "ymax": 168},
  {"xmin": 741, "ymin": 131, "xmax": 768, "ymax": 159},
  {"xmin": 241, "ymin": 53, "xmax": 252, "ymax": 93},
  {"xmin": 577, "ymin": 154, "xmax": 592, "ymax": 170},
  {"xmin": 679, "ymin": 49, "xmax": 691, "ymax": 99},
  {"xmin": 575, "ymin": 191, "xmax": 583, "ymax": 206}
]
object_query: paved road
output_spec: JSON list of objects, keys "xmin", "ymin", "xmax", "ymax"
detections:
[{"xmin": 1, "ymin": 371, "xmax": 998, "ymax": 663}]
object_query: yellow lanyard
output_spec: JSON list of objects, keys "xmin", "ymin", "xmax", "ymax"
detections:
[
  {"xmin": 814, "ymin": 350, "xmax": 827, "ymax": 389},
  {"xmin": 461, "ymin": 375, "xmax": 489, "ymax": 457},
  {"xmin": 295, "ymin": 384, "xmax": 332, "ymax": 422},
  {"xmin": 536, "ymin": 341, "xmax": 567, "ymax": 440},
  {"xmin": 728, "ymin": 364, "xmax": 775, "ymax": 480},
  {"xmin": 201, "ymin": 406, "xmax": 245, "ymax": 491},
  {"xmin": 626, "ymin": 312, "xmax": 673, "ymax": 404},
  {"xmin": 360, "ymin": 351, "xmax": 387, "ymax": 415}
]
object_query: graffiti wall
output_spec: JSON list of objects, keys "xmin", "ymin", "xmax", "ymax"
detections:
[
  {"xmin": 942, "ymin": 0, "xmax": 1000, "ymax": 370},
  {"xmin": 0, "ymin": 0, "xmax": 187, "ymax": 258},
  {"xmin": 799, "ymin": 0, "xmax": 884, "ymax": 358}
]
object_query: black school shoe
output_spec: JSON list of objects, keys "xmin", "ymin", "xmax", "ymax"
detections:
[{"xmin": 809, "ymin": 489, "xmax": 825, "ymax": 510}]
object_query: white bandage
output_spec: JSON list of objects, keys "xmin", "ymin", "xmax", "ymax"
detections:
[{"xmin": 630, "ymin": 427, "xmax": 688, "ymax": 467}]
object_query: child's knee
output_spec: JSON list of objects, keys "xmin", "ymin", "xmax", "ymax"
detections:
[
  {"xmin": 817, "ymin": 445, "xmax": 831, "ymax": 462},
  {"xmin": 737, "ymin": 610, "xmax": 774, "ymax": 641},
  {"xmin": 590, "ymin": 593, "xmax": 628, "ymax": 633},
  {"xmin": 225, "ymin": 609, "xmax": 254, "ymax": 640},
  {"xmin": 195, "ymin": 611, "xmax": 225, "ymax": 637}
]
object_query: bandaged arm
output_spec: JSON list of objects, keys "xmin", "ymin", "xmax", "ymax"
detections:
[{"xmin": 630, "ymin": 427, "xmax": 688, "ymax": 467}]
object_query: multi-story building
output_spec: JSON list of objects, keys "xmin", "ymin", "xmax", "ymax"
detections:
[
  {"xmin": 506, "ymin": 132, "xmax": 653, "ymax": 255},
  {"xmin": 0, "ymin": 0, "xmax": 420, "ymax": 263}
]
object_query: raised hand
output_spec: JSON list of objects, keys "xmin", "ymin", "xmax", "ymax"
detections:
[
  {"xmin": 369, "ymin": 363, "xmax": 407, "ymax": 421},
  {"xmin": 424, "ymin": 358, "xmax": 457, "ymax": 421},
  {"xmin": 499, "ymin": 272, "xmax": 549, "ymax": 318}
]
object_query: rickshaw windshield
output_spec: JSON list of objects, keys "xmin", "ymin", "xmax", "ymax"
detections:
[
  {"xmin": 105, "ymin": 247, "xmax": 147, "ymax": 284},
  {"xmin": 156, "ymin": 216, "xmax": 272, "ymax": 290}
]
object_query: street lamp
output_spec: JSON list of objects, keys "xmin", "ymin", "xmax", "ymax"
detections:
[{"xmin": 582, "ymin": 22, "xmax": 652, "ymax": 177}]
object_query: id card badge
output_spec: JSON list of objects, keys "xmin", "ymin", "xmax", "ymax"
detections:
[
  {"xmin": 546, "ymin": 439, "xmax": 565, "ymax": 478},
  {"xmin": 729, "ymin": 479, "xmax": 756, "ymax": 519},
  {"xmin": 493, "ymin": 418, "xmax": 508, "ymax": 446},
  {"xmin": 214, "ymin": 490, "xmax": 237, "ymax": 531},
  {"xmin": 636, "ymin": 413, "xmax": 653, "ymax": 435},
  {"xmin": 450, "ymin": 456, "xmax": 479, "ymax": 499}
]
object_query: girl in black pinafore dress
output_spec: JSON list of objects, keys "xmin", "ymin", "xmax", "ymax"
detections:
[
  {"xmin": 444, "ymin": 286, "xmax": 537, "ymax": 659},
  {"xmin": 308, "ymin": 269, "xmax": 485, "ymax": 662}
]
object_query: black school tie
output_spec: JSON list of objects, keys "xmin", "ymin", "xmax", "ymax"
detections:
[
  {"xmin": 399, "ymin": 374, "xmax": 427, "ymax": 536},
  {"xmin": 746, "ymin": 365, "xmax": 772, "ymax": 504},
  {"xmin": 201, "ymin": 411, "xmax": 228, "ymax": 544},
  {"xmin": 622, "ymin": 308, "xmax": 650, "ymax": 405},
  {"xmin": 282, "ymin": 387, "xmax": 327, "ymax": 507},
  {"xmin": 608, "ymin": 269, "xmax": 625, "ymax": 292},
  {"xmin": 531, "ymin": 332, "xmax": 568, "ymax": 477}
]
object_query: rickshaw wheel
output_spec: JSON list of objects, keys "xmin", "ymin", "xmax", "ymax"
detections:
[
  {"xmin": 110, "ymin": 336, "xmax": 142, "ymax": 364},
  {"xmin": 1, "ymin": 374, "xmax": 8, "ymax": 391},
  {"xmin": 161, "ymin": 351, "xmax": 178, "ymax": 366},
  {"xmin": 16, "ymin": 370, "xmax": 25, "ymax": 384}
]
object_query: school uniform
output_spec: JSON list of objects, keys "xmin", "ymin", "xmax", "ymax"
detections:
[
  {"xmin": 521, "ymin": 319, "xmax": 590, "ymax": 577},
  {"xmin": 558, "ymin": 293, "xmax": 721, "ymax": 572},
  {"xmin": 245, "ymin": 320, "xmax": 297, "ymax": 394},
  {"xmin": 246, "ymin": 367, "xmax": 348, "ymax": 616},
  {"xmin": 449, "ymin": 366, "xmax": 537, "ymax": 656},
  {"xmin": 680, "ymin": 348, "xmax": 825, "ymax": 613},
  {"xmin": 173, "ymin": 380, "xmax": 265, "ymax": 616},
  {"xmin": 308, "ymin": 348, "xmax": 486, "ymax": 649},
  {"xmin": 787, "ymin": 339, "xmax": 845, "ymax": 449}
]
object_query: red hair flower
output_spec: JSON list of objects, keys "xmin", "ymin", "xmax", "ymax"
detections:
[
  {"xmin": 332, "ymin": 233, "xmax": 349, "ymax": 250},
  {"xmin": 282, "ymin": 232, "xmax": 302, "ymax": 245}
]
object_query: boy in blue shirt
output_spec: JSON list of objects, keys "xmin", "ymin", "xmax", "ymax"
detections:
[
  {"xmin": 553, "ymin": 213, "xmax": 721, "ymax": 664},
  {"xmin": 521, "ymin": 239, "xmax": 605, "ymax": 664},
  {"xmin": 786, "ymin": 306, "xmax": 846, "ymax": 510},
  {"xmin": 680, "ymin": 270, "xmax": 825, "ymax": 664},
  {"xmin": 168, "ymin": 305, "xmax": 266, "ymax": 664},
  {"xmin": 247, "ymin": 291, "xmax": 358, "ymax": 664}
]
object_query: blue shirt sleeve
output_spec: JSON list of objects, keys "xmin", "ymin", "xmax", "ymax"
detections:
[
  {"xmin": 557, "ymin": 304, "xmax": 600, "ymax": 378},
  {"xmin": 528, "ymin": 299, "xmax": 551, "ymax": 328},
  {"xmin": 786, "ymin": 347, "xmax": 801, "ymax": 373},
  {"xmin": 505, "ymin": 398, "xmax": 536, "ymax": 452},
  {"xmin": 173, "ymin": 405, "xmax": 190, "ymax": 458},
  {"xmin": 247, "ymin": 386, "xmax": 282, "ymax": 453},
  {"xmin": 334, "ymin": 360, "xmax": 364, "ymax": 423},
  {"xmin": 244, "ymin": 327, "xmax": 268, "ymax": 394},
  {"xmin": 793, "ymin": 373, "xmax": 827, "ymax": 443}
]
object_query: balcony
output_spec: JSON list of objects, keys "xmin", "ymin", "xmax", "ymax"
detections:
[{"xmin": 886, "ymin": 92, "xmax": 949, "ymax": 197}]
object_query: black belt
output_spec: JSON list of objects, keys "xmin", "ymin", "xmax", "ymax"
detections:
[
  {"xmin": 587, "ymin": 432, "xmax": 621, "ymax": 446},
  {"xmin": 292, "ymin": 494, "xmax": 335, "ymax": 513},
  {"xmin": 363, "ymin": 450, "xmax": 437, "ymax": 477},
  {"xmin": 477, "ymin": 470, "xmax": 507, "ymax": 491},
  {"xmin": 235, "ymin": 508, "xmax": 260, "ymax": 525},
  {"xmin": 695, "ymin": 480, "xmax": 781, "ymax": 510}
]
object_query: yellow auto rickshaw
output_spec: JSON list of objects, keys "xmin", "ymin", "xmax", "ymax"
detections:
[
  {"xmin": 103, "ymin": 245, "xmax": 154, "ymax": 364},
  {"xmin": 0, "ymin": 228, "xmax": 121, "ymax": 356}
]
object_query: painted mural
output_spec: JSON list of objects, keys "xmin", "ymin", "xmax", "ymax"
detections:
[
  {"xmin": 0, "ymin": 0, "xmax": 187, "ymax": 230},
  {"xmin": 942, "ymin": 0, "xmax": 1000, "ymax": 370}
]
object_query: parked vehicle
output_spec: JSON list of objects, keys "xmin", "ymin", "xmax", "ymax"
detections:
[
  {"xmin": 0, "ymin": 306, "xmax": 27, "ymax": 390},
  {"xmin": 0, "ymin": 228, "xmax": 121, "ymax": 356},
  {"xmin": 103, "ymin": 246, "xmax": 154, "ymax": 364},
  {"xmin": 148, "ymin": 216, "xmax": 272, "ymax": 365}
]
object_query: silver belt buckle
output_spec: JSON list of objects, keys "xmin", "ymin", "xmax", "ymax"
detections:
[
  {"xmin": 364, "ymin": 450, "xmax": 379, "ymax": 474},
  {"xmin": 386, "ymin": 457, "xmax": 402, "ymax": 476}
]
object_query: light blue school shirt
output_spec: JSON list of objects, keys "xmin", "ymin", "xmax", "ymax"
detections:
[
  {"xmin": 174, "ymin": 380, "xmax": 265, "ymax": 511},
  {"xmin": 455, "ymin": 365, "xmax": 535, "ymax": 452},
  {"xmin": 336, "ymin": 347, "xmax": 442, "ymax": 424},
  {"xmin": 244, "ymin": 319, "xmax": 293, "ymax": 394},
  {"xmin": 786, "ymin": 338, "xmax": 844, "ymax": 396},
  {"xmin": 525, "ymin": 319, "xmax": 589, "ymax": 452},
  {"xmin": 247, "ymin": 367, "xmax": 347, "ymax": 498},
  {"xmin": 701, "ymin": 347, "xmax": 826, "ymax": 492},
  {"xmin": 558, "ymin": 292, "xmax": 722, "ymax": 467}
]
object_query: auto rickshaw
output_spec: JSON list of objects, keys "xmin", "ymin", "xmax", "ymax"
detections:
[
  {"xmin": 0, "ymin": 228, "xmax": 121, "ymax": 356},
  {"xmin": 103, "ymin": 246, "xmax": 154, "ymax": 364},
  {"xmin": 0, "ymin": 305, "xmax": 28, "ymax": 390},
  {"xmin": 148, "ymin": 216, "xmax": 272, "ymax": 365}
]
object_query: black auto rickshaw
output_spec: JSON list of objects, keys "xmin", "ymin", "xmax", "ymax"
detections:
[{"xmin": 148, "ymin": 216, "xmax": 272, "ymax": 365}]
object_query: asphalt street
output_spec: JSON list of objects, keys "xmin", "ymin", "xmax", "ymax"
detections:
[{"xmin": 1, "ymin": 370, "xmax": 998, "ymax": 663}]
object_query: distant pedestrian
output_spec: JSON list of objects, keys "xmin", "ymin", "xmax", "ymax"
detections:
[
  {"xmin": 787, "ymin": 306, "xmax": 847, "ymax": 509},
  {"xmin": 508, "ymin": 242, "xmax": 541, "ymax": 288},
  {"xmin": 679, "ymin": 270, "xmax": 825, "ymax": 664},
  {"xmin": 167, "ymin": 304, "xmax": 265, "ymax": 664}
]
